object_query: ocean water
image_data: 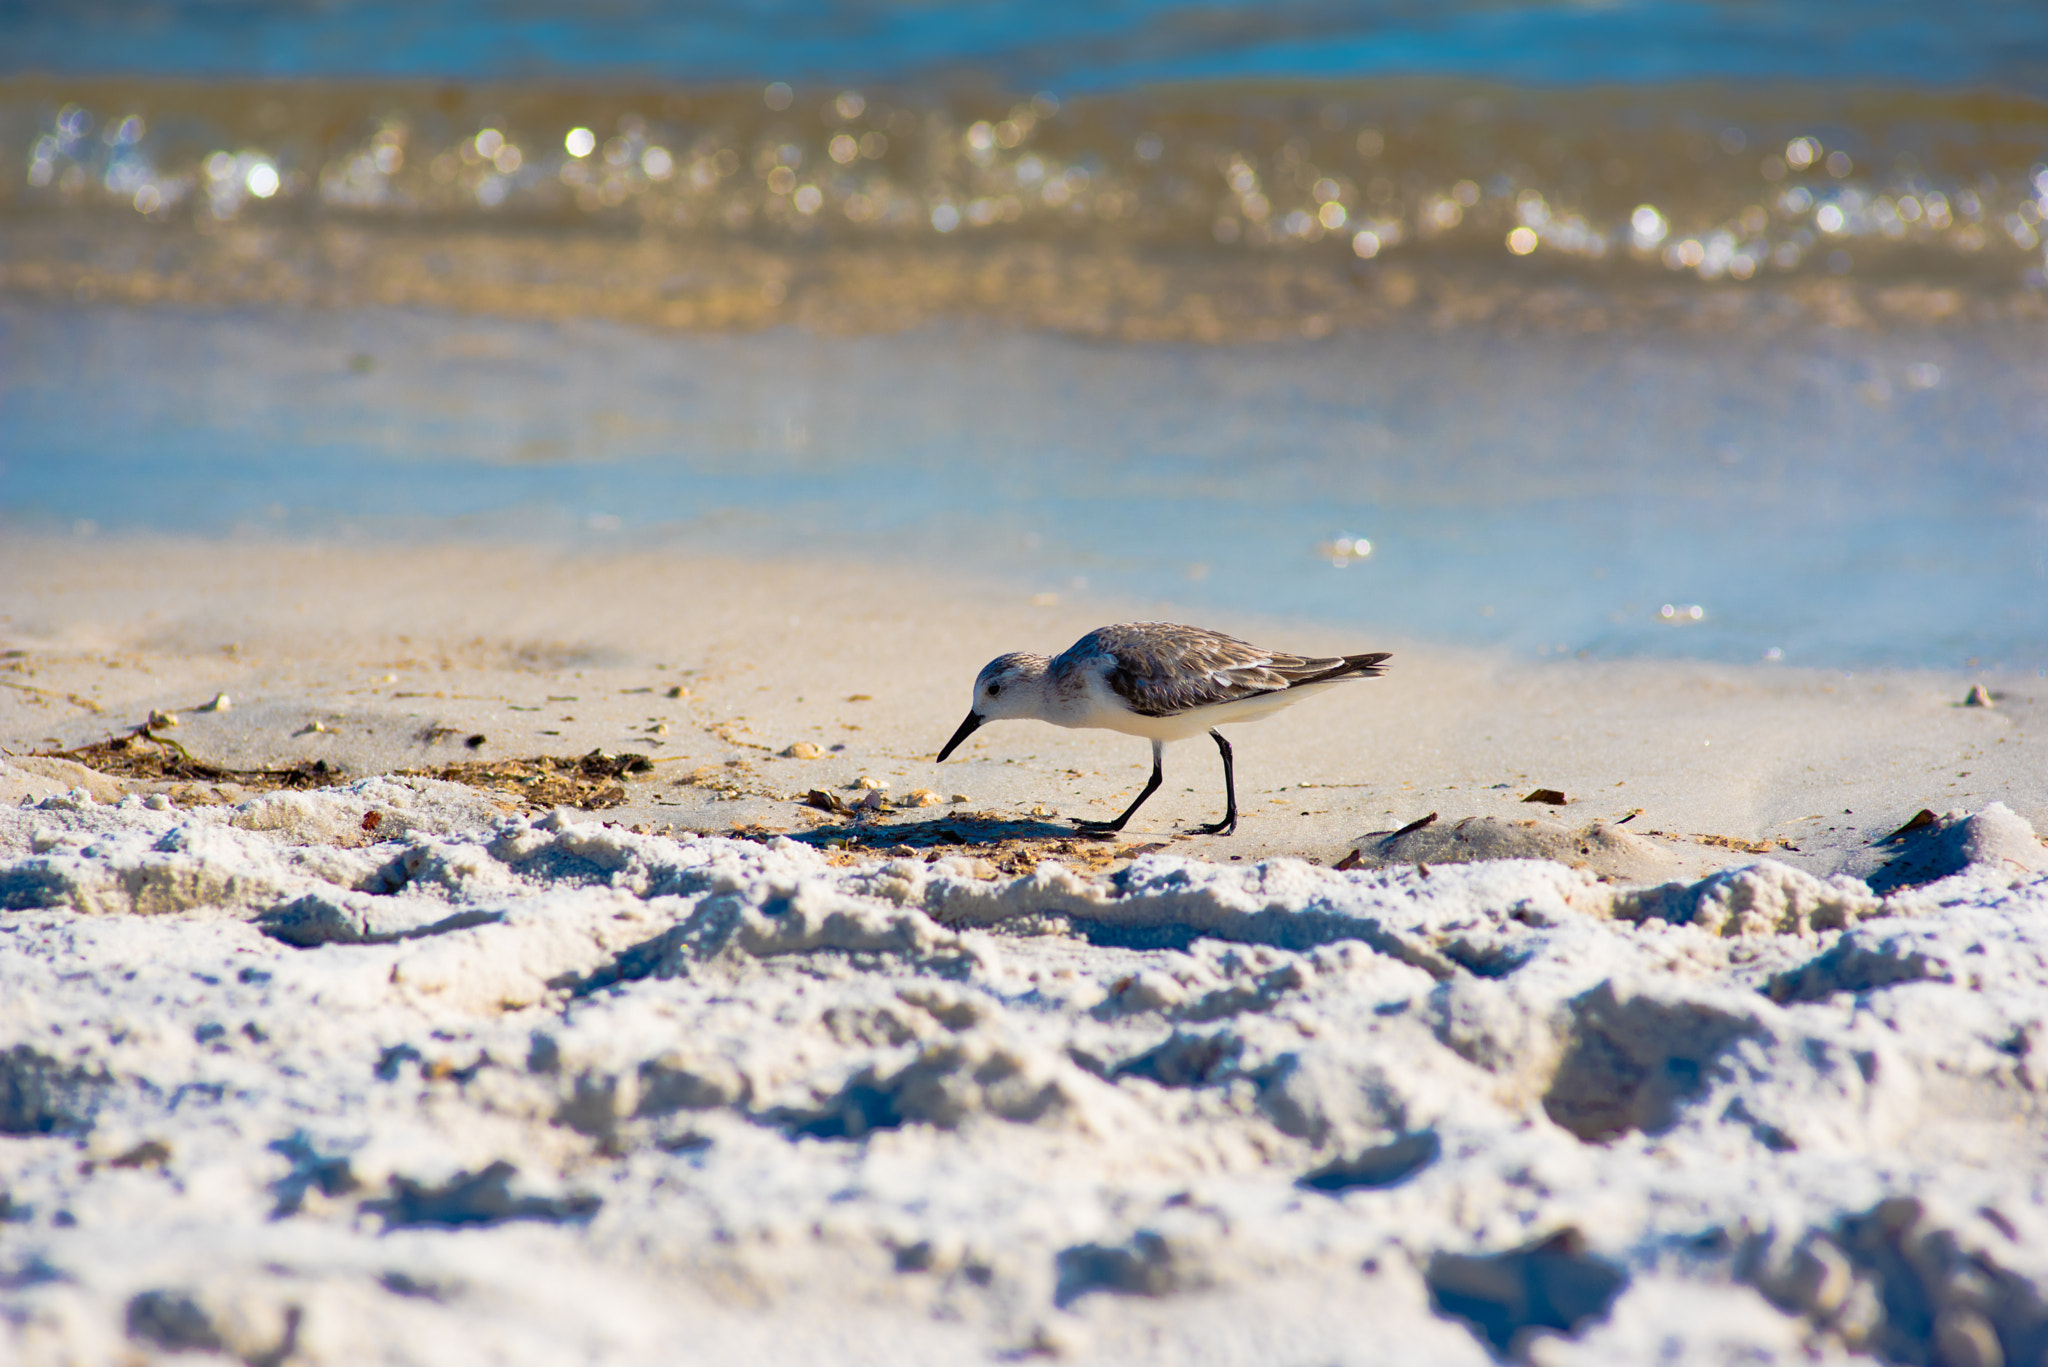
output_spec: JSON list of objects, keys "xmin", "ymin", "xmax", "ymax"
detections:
[
  {"xmin": 3, "ymin": 2, "xmax": 2046, "ymax": 669},
  {"xmin": 8, "ymin": 1, "xmax": 2047, "ymax": 89}
]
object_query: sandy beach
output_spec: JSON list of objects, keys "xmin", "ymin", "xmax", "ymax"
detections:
[
  {"xmin": 5, "ymin": 535, "xmax": 2047, "ymax": 1364},
  {"xmin": 4, "ymin": 536, "xmax": 2040, "ymax": 873}
]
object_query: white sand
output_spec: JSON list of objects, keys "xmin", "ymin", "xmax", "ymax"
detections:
[{"xmin": 4, "ymin": 536, "xmax": 2048, "ymax": 1364}]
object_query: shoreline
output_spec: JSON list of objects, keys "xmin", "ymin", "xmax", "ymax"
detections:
[
  {"xmin": 12, "ymin": 300, "xmax": 2047, "ymax": 676},
  {"xmin": 4, "ymin": 532, "xmax": 2040, "ymax": 880}
]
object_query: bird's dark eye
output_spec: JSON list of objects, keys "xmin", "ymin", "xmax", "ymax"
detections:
[{"xmin": 987, "ymin": 683, "xmax": 1002, "ymax": 697}]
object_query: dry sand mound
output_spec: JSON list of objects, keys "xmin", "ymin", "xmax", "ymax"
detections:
[{"xmin": 1358, "ymin": 813, "xmax": 1683, "ymax": 884}]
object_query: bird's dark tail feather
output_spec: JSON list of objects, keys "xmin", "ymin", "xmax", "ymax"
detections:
[
  {"xmin": 1278, "ymin": 651, "xmax": 1392, "ymax": 687},
  {"xmin": 1334, "ymin": 651, "xmax": 1392, "ymax": 679}
]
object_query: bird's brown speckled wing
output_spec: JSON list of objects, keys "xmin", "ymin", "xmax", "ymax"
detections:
[{"xmin": 1063, "ymin": 622, "xmax": 1389, "ymax": 718}]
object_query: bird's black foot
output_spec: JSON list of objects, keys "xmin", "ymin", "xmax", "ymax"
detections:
[
  {"xmin": 1189, "ymin": 817, "xmax": 1238, "ymax": 837},
  {"xmin": 1071, "ymin": 817, "xmax": 1127, "ymax": 835}
]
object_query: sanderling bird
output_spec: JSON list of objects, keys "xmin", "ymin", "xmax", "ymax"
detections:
[{"xmin": 935, "ymin": 622, "xmax": 1390, "ymax": 836}]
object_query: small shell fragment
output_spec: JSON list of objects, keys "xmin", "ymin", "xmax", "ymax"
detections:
[
  {"xmin": 853, "ymin": 775, "xmax": 889, "ymax": 791},
  {"xmin": 665, "ymin": 685, "xmax": 689, "ymax": 699},
  {"xmin": 1882, "ymin": 809, "xmax": 1938, "ymax": 841},
  {"xmin": 1963, "ymin": 685, "xmax": 1995, "ymax": 708},
  {"xmin": 197, "ymin": 693, "xmax": 231, "ymax": 713},
  {"xmin": 781, "ymin": 741, "xmax": 824, "ymax": 759},
  {"xmin": 146, "ymin": 709, "xmax": 180, "ymax": 729},
  {"xmin": 949, "ymin": 794, "xmax": 971, "ymax": 804},
  {"xmin": 902, "ymin": 788, "xmax": 943, "ymax": 808}
]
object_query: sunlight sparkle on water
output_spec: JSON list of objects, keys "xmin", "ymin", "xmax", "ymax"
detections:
[
  {"xmin": 1631, "ymin": 204, "xmax": 1668, "ymax": 246},
  {"xmin": 1317, "ymin": 536, "xmax": 1373, "ymax": 567},
  {"xmin": 13, "ymin": 81, "xmax": 2048, "ymax": 326}
]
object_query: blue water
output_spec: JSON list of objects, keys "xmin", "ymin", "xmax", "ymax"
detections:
[
  {"xmin": 7, "ymin": 1, "xmax": 2047, "ymax": 92},
  {"xmin": 6, "ymin": 3, "xmax": 2046, "ymax": 673},
  {"xmin": 5, "ymin": 304, "xmax": 2044, "ymax": 671}
]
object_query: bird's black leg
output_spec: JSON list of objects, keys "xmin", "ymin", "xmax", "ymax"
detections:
[
  {"xmin": 1190, "ymin": 730, "xmax": 1238, "ymax": 836},
  {"xmin": 1074, "ymin": 740, "xmax": 1164, "ymax": 834}
]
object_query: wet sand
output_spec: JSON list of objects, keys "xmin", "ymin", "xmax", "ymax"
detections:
[{"xmin": 3, "ymin": 533, "xmax": 2039, "ymax": 882}]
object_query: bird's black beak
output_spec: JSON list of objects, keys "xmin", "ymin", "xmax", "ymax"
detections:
[{"xmin": 935, "ymin": 712, "xmax": 983, "ymax": 762}]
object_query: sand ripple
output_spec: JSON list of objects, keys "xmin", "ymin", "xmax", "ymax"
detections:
[{"xmin": 4, "ymin": 777, "xmax": 2048, "ymax": 1362}]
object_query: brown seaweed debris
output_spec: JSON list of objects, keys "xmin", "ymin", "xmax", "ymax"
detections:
[
  {"xmin": 978, "ymin": 838, "xmax": 1132, "ymax": 877},
  {"xmin": 37, "ymin": 726, "xmax": 250, "ymax": 785},
  {"xmin": 1692, "ymin": 832, "xmax": 1782, "ymax": 854},
  {"xmin": 33, "ymin": 729, "xmax": 654, "ymax": 811},
  {"xmin": 775, "ymin": 810, "xmax": 1132, "ymax": 874},
  {"xmin": 407, "ymin": 751, "xmax": 654, "ymax": 811},
  {"xmin": 816, "ymin": 836, "xmax": 1131, "ymax": 877}
]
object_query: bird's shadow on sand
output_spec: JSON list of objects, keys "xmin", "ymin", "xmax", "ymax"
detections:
[{"xmin": 777, "ymin": 814, "xmax": 1106, "ymax": 851}]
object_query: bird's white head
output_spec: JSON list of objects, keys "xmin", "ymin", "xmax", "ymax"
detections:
[
  {"xmin": 936, "ymin": 651, "xmax": 1048, "ymax": 760},
  {"xmin": 969, "ymin": 651, "xmax": 1049, "ymax": 722}
]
